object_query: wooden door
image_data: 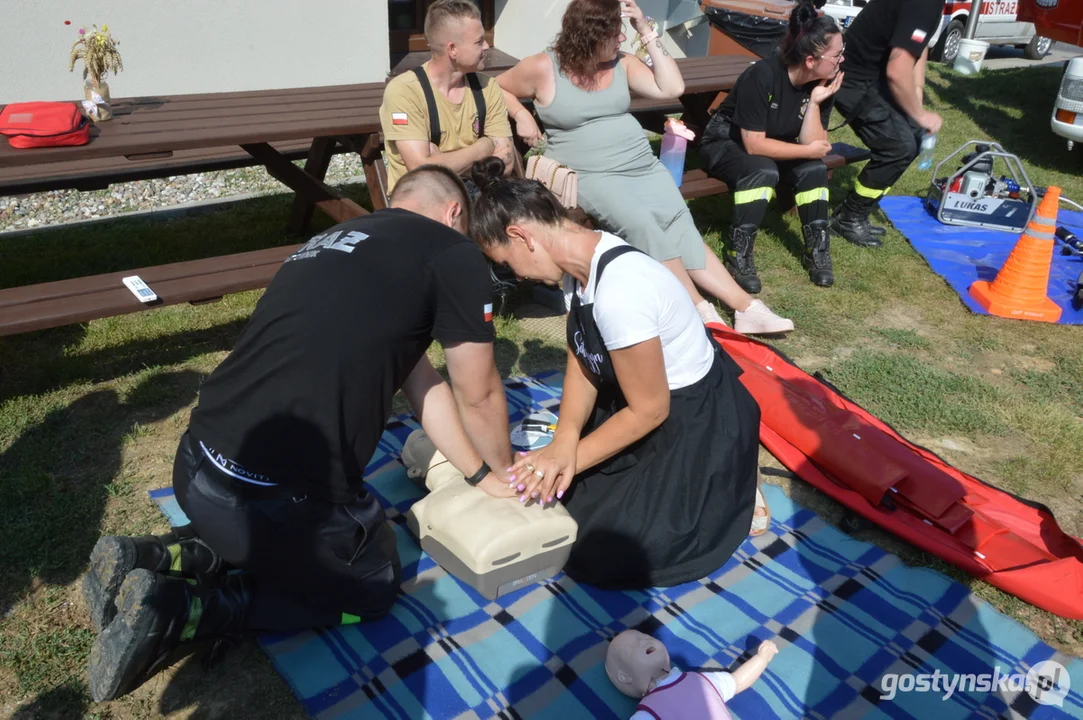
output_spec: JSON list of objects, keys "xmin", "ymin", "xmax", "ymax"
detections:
[{"xmin": 388, "ymin": 0, "xmax": 496, "ymax": 54}]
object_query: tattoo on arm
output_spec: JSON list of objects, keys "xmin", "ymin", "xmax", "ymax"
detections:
[
  {"xmin": 654, "ymin": 39, "xmax": 669, "ymax": 57},
  {"xmin": 493, "ymin": 138, "xmax": 515, "ymax": 164}
]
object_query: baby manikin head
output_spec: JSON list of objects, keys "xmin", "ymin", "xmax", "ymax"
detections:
[{"xmin": 606, "ymin": 629, "xmax": 672, "ymax": 698}]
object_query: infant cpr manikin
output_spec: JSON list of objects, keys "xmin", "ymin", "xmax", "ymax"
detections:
[{"xmin": 400, "ymin": 428, "xmax": 578, "ymax": 599}]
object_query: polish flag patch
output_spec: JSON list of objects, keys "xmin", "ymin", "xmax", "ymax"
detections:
[
  {"xmin": 391, "ymin": 112, "xmax": 409, "ymax": 126},
  {"xmin": 484, "ymin": 303, "xmax": 493, "ymax": 322},
  {"xmin": 911, "ymin": 28, "xmax": 927, "ymax": 43}
]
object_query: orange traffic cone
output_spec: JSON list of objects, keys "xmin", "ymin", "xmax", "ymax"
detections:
[{"xmin": 969, "ymin": 186, "xmax": 1063, "ymax": 323}]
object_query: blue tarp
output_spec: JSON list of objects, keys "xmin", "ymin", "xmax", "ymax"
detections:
[
  {"xmin": 879, "ymin": 196, "xmax": 1083, "ymax": 325},
  {"xmin": 150, "ymin": 373, "xmax": 1083, "ymax": 719}
]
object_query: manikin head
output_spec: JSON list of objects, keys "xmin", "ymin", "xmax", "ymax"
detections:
[{"xmin": 606, "ymin": 629, "xmax": 672, "ymax": 698}]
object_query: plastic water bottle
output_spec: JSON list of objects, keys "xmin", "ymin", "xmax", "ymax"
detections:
[
  {"xmin": 660, "ymin": 118, "xmax": 696, "ymax": 188},
  {"xmin": 917, "ymin": 133, "xmax": 937, "ymax": 171}
]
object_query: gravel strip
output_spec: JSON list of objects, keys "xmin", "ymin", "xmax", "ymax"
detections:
[{"xmin": 0, "ymin": 154, "xmax": 368, "ymax": 234}]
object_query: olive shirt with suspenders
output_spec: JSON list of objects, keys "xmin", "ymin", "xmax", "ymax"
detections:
[{"xmin": 378, "ymin": 62, "xmax": 513, "ymax": 193}]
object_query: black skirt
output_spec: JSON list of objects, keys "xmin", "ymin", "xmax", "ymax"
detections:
[{"xmin": 561, "ymin": 342, "xmax": 760, "ymax": 589}]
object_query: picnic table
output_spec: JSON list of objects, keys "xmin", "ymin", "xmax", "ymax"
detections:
[
  {"xmin": 0, "ymin": 55, "xmax": 755, "ymax": 213},
  {"xmin": 0, "ymin": 54, "xmax": 867, "ymax": 336}
]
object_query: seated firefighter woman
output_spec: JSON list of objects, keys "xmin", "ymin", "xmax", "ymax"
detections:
[
  {"xmin": 470, "ymin": 158, "xmax": 762, "ymax": 589},
  {"xmin": 698, "ymin": 0, "xmax": 845, "ymax": 291}
]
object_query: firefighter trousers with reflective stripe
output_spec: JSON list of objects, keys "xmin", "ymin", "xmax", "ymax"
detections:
[{"xmin": 701, "ymin": 132, "xmax": 829, "ymax": 230}]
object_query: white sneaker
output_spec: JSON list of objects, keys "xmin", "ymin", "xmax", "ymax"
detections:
[
  {"xmin": 734, "ymin": 299, "xmax": 794, "ymax": 335},
  {"xmin": 696, "ymin": 300, "xmax": 728, "ymax": 327}
]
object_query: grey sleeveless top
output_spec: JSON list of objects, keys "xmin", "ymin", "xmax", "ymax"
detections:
[{"xmin": 535, "ymin": 51, "xmax": 656, "ymax": 174}]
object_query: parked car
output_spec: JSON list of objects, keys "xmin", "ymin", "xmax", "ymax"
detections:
[
  {"xmin": 1052, "ymin": 56, "xmax": 1083, "ymax": 152},
  {"xmin": 821, "ymin": 0, "xmax": 1054, "ymax": 64},
  {"xmin": 821, "ymin": 0, "xmax": 864, "ymax": 30},
  {"xmin": 933, "ymin": 0, "xmax": 1053, "ymax": 63}
]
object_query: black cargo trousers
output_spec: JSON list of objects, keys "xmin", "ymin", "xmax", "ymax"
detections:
[
  {"xmin": 833, "ymin": 80, "xmax": 925, "ymax": 203},
  {"xmin": 173, "ymin": 430, "xmax": 402, "ymax": 632}
]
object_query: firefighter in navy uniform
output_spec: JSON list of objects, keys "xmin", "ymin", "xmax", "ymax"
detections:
[
  {"xmin": 829, "ymin": 0, "xmax": 944, "ymax": 248},
  {"xmin": 699, "ymin": 0, "xmax": 846, "ymax": 291}
]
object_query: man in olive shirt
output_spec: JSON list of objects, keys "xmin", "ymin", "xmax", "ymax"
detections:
[{"xmin": 380, "ymin": 0, "xmax": 517, "ymax": 193}]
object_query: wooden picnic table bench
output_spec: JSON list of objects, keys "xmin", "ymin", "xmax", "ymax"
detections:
[
  {"xmin": 0, "ymin": 244, "xmax": 301, "ymax": 336},
  {"xmin": 0, "ymin": 139, "xmax": 324, "ymax": 195},
  {"xmin": 0, "ymin": 54, "xmax": 867, "ymax": 337}
]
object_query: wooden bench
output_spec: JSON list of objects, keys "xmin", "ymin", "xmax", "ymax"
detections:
[
  {"xmin": 0, "ymin": 244, "xmax": 300, "ymax": 336},
  {"xmin": 678, "ymin": 143, "xmax": 872, "ymax": 202},
  {"xmin": 0, "ymin": 82, "xmax": 394, "ymax": 337},
  {"xmin": 0, "ymin": 139, "xmax": 347, "ymax": 196}
]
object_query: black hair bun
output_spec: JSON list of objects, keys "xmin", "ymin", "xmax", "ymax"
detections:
[
  {"xmin": 470, "ymin": 156, "xmax": 506, "ymax": 191},
  {"xmin": 790, "ymin": 0, "xmax": 824, "ymax": 31}
]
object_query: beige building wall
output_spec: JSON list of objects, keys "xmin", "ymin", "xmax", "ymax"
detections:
[
  {"xmin": 494, "ymin": 0, "xmax": 572, "ymax": 60},
  {"xmin": 1, "ymin": 1, "xmax": 389, "ymax": 104},
  {"xmin": 494, "ymin": 0, "xmax": 692, "ymax": 61}
]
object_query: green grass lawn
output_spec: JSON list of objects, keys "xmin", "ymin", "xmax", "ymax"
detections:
[{"xmin": 1, "ymin": 62, "xmax": 1082, "ymax": 718}]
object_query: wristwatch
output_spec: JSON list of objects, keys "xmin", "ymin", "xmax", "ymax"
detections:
[{"xmin": 464, "ymin": 461, "xmax": 491, "ymax": 487}]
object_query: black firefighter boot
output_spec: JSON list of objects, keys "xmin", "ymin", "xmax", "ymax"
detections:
[
  {"xmin": 724, "ymin": 224, "xmax": 762, "ymax": 294},
  {"xmin": 830, "ymin": 194, "xmax": 883, "ymax": 248},
  {"xmin": 832, "ymin": 204, "xmax": 887, "ymax": 237},
  {"xmin": 84, "ymin": 526, "xmax": 226, "ymax": 632},
  {"xmin": 88, "ymin": 569, "xmax": 253, "ymax": 702},
  {"xmin": 802, "ymin": 220, "xmax": 835, "ymax": 288}
]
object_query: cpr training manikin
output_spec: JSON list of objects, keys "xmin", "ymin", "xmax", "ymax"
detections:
[{"xmin": 400, "ymin": 428, "xmax": 578, "ymax": 599}]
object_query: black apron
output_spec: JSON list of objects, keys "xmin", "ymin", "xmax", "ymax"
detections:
[{"xmin": 562, "ymin": 245, "xmax": 762, "ymax": 589}]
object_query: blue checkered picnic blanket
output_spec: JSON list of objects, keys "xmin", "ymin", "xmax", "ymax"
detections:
[{"xmin": 150, "ymin": 371, "xmax": 1083, "ymax": 719}]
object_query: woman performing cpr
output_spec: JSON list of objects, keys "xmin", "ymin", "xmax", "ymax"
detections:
[
  {"xmin": 471, "ymin": 159, "xmax": 763, "ymax": 589},
  {"xmin": 699, "ymin": 0, "xmax": 845, "ymax": 291}
]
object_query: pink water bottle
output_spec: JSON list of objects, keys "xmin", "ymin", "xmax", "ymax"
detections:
[{"xmin": 660, "ymin": 118, "xmax": 696, "ymax": 188}]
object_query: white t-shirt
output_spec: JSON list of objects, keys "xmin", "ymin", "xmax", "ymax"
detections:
[
  {"xmin": 629, "ymin": 667, "xmax": 737, "ymax": 720},
  {"xmin": 577, "ymin": 233, "xmax": 715, "ymax": 390}
]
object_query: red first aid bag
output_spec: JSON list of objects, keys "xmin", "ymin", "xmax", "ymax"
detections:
[{"xmin": 0, "ymin": 102, "xmax": 90, "ymax": 149}]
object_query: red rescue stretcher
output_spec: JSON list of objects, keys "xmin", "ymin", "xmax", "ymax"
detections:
[{"xmin": 709, "ymin": 324, "xmax": 1083, "ymax": 621}]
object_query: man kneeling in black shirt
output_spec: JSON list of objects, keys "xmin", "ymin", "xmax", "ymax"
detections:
[{"xmin": 84, "ymin": 165, "xmax": 517, "ymax": 702}]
